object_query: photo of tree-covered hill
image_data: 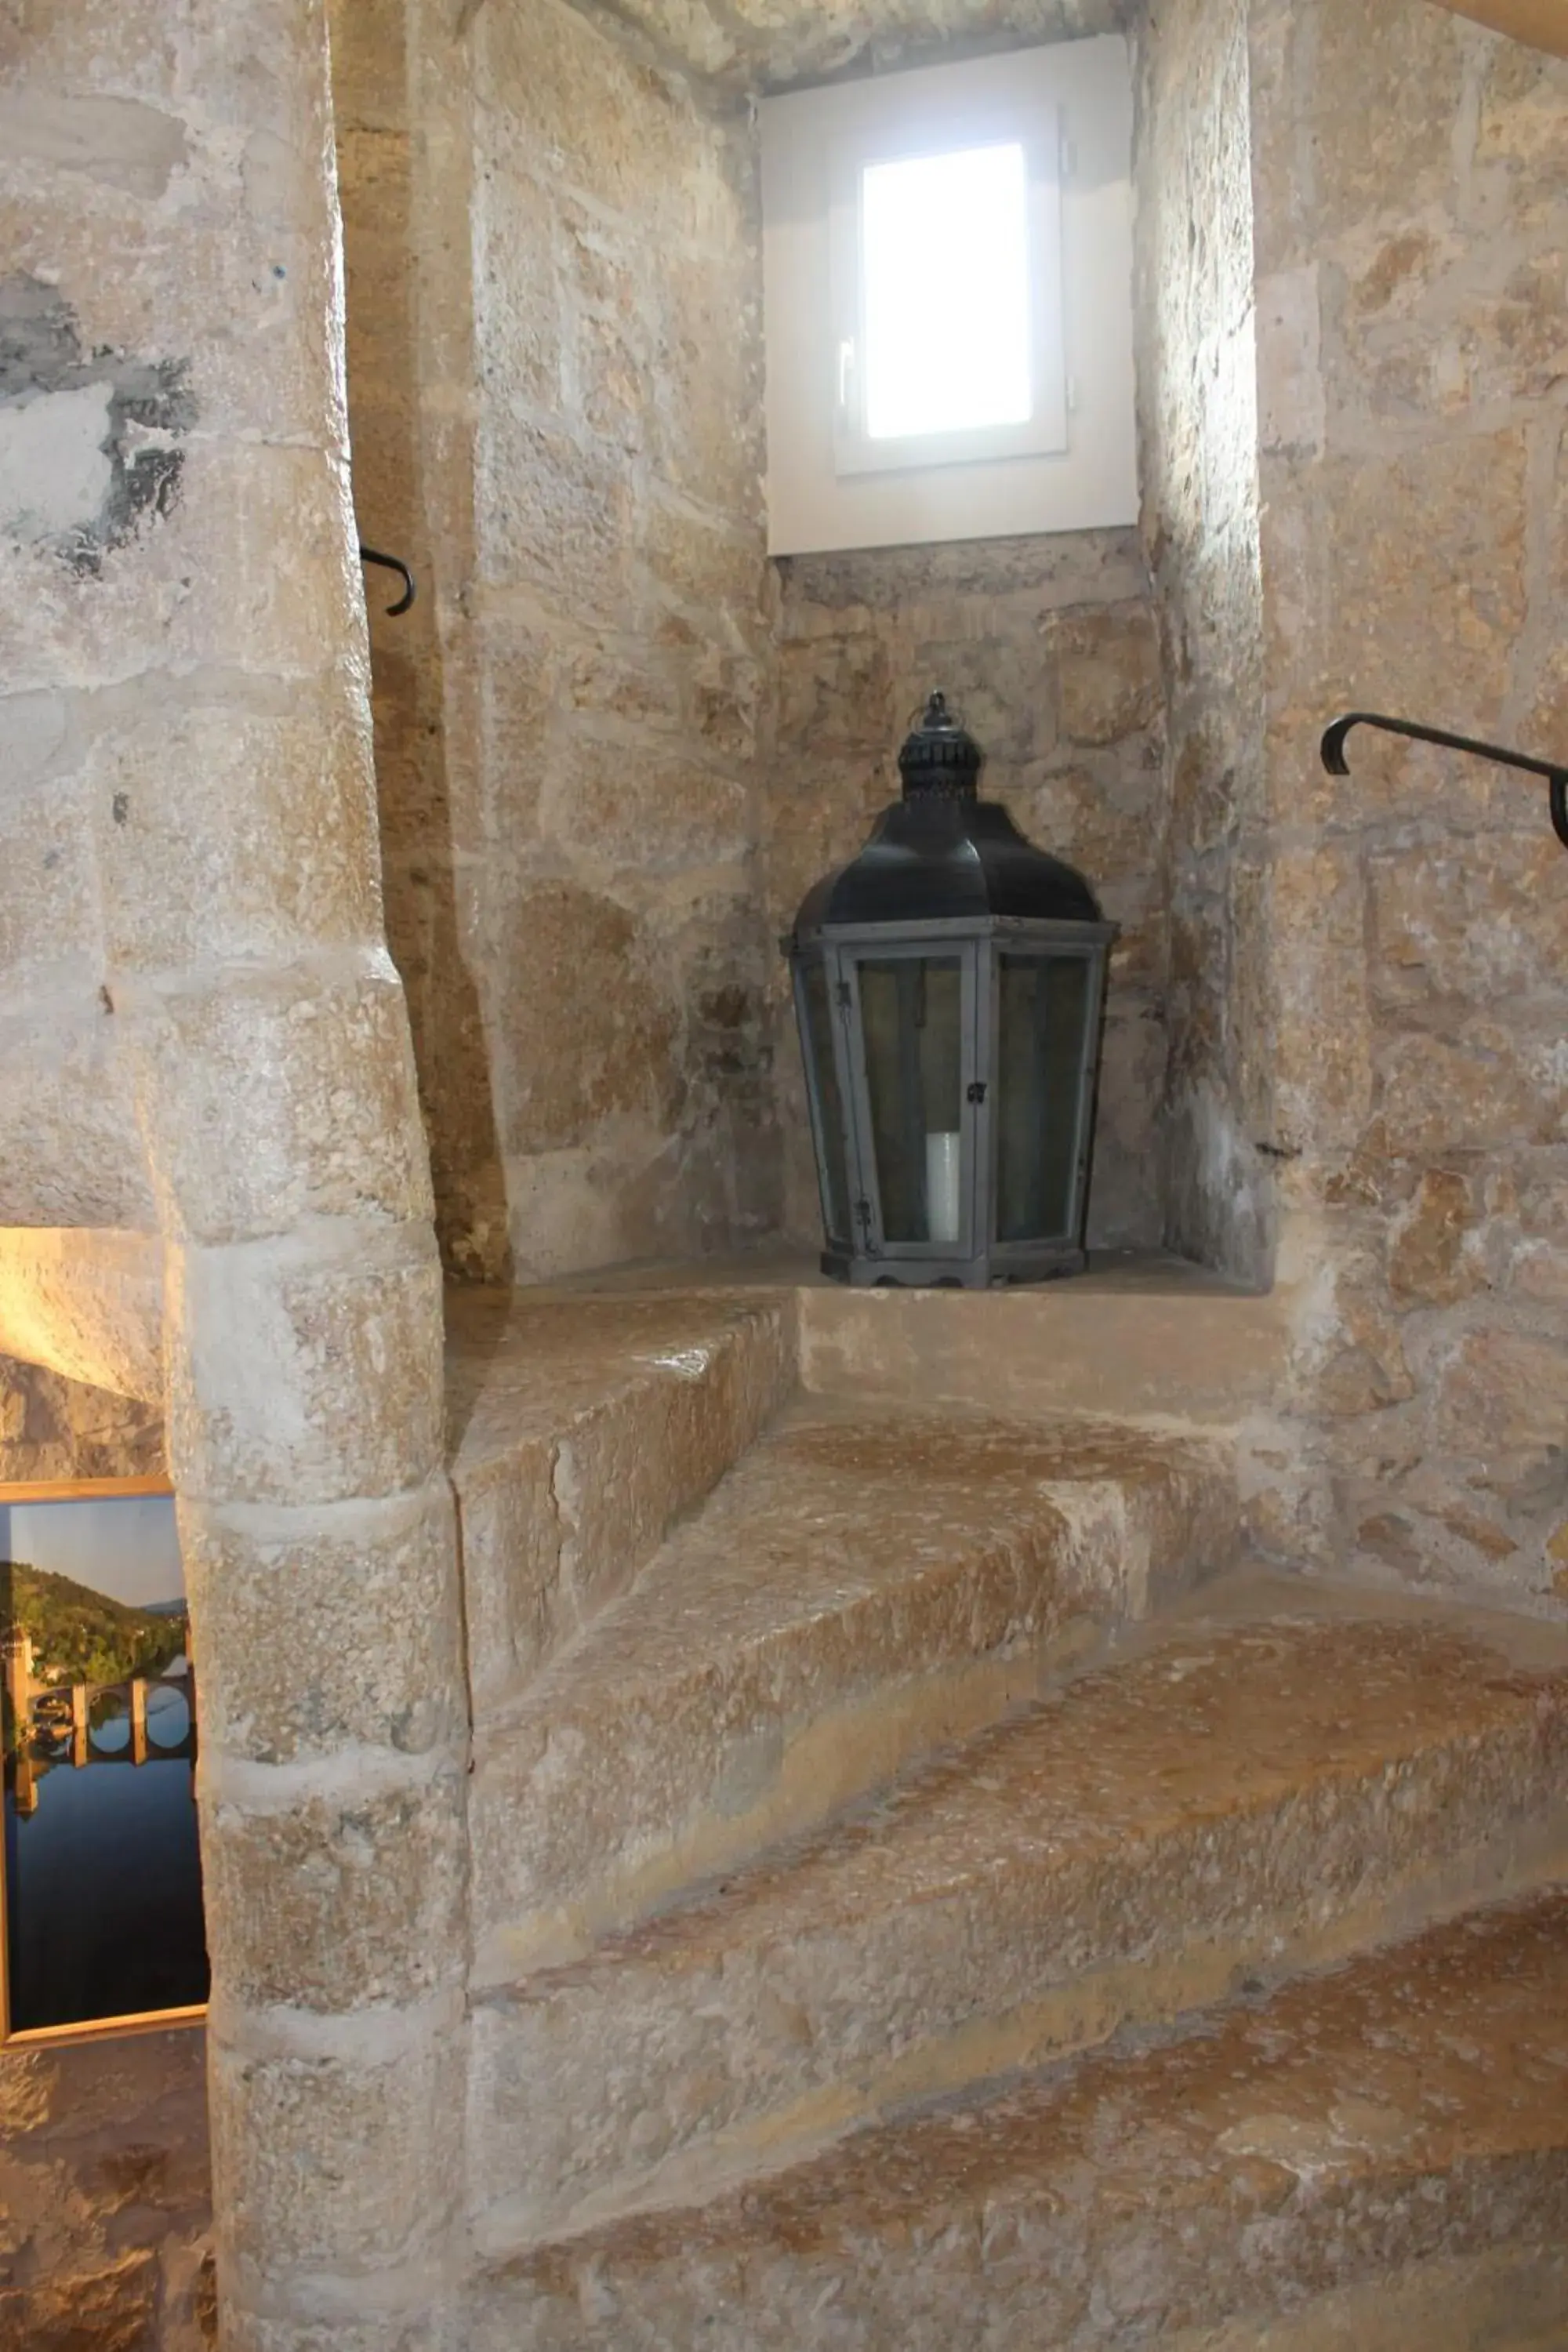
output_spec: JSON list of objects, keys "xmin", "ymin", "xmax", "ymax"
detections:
[{"xmin": 2, "ymin": 1560, "xmax": 190, "ymax": 1693}]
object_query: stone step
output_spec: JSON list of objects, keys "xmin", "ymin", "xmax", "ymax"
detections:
[
  {"xmin": 470, "ymin": 1886, "xmax": 1568, "ymax": 2349},
  {"xmin": 467, "ymin": 1406, "xmax": 1236, "ymax": 1980},
  {"xmin": 446, "ymin": 1284, "xmax": 797, "ymax": 1715},
  {"xmin": 1163, "ymin": 2246, "xmax": 1568, "ymax": 2351},
  {"xmin": 469, "ymin": 1576, "xmax": 1568, "ymax": 2249}
]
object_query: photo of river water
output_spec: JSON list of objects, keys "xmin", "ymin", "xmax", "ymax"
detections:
[{"xmin": 1, "ymin": 1491, "xmax": 209, "ymax": 2035}]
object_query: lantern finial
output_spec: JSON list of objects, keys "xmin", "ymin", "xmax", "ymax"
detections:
[{"xmin": 898, "ymin": 690, "xmax": 983, "ymax": 800}]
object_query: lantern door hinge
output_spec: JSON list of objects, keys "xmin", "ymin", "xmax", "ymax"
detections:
[
  {"xmin": 967, "ymin": 1080, "xmax": 987, "ymax": 1104},
  {"xmin": 834, "ymin": 982, "xmax": 852, "ymax": 1014}
]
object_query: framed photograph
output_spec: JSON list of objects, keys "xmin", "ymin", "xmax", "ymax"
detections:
[{"xmin": 0, "ymin": 1479, "xmax": 208, "ymax": 2043}]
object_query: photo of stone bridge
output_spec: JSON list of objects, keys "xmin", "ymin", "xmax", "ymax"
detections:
[{"xmin": 2, "ymin": 1626, "xmax": 196, "ymax": 1814}]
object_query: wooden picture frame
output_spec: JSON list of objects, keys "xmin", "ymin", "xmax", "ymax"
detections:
[{"xmin": 0, "ymin": 1476, "xmax": 207, "ymax": 2046}]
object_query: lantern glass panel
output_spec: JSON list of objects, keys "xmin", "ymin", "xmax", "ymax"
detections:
[
  {"xmin": 797, "ymin": 956, "xmax": 853, "ymax": 1247},
  {"xmin": 996, "ymin": 951, "xmax": 1094, "ymax": 1243},
  {"xmin": 856, "ymin": 956, "xmax": 965, "ymax": 1247}
]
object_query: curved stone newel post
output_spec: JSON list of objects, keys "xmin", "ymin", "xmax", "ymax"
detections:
[{"xmin": 2, "ymin": 0, "xmax": 470, "ymax": 2343}]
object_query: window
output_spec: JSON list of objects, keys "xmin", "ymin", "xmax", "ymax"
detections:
[
  {"xmin": 836, "ymin": 128, "xmax": 1061, "ymax": 473},
  {"xmin": 760, "ymin": 38, "xmax": 1136, "ymax": 556}
]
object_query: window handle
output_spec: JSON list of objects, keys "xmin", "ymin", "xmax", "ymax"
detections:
[{"xmin": 837, "ymin": 338, "xmax": 856, "ymax": 415}]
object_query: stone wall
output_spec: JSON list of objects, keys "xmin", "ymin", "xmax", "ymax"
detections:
[
  {"xmin": 335, "ymin": 0, "xmax": 779, "ymax": 1283},
  {"xmin": 769, "ymin": 534, "xmax": 1168, "ymax": 1252},
  {"xmin": 0, "ymin": 155, "xmax": 168, "ymax": 1239},
  {"xmin": 1133, "ymin": 0, "xmax": 1271, "ymax": 1285},
  {"xmin": 0, "ymin": 2030, "xmax": 213, "ymax": 2350},
  {"xmin": 1243, "ymin": 0, "xmax": 1568, "ymax": 1599},
  {"xmin": 0, "ymin": 1352, "xmax": 163, "ymax": 1484}
]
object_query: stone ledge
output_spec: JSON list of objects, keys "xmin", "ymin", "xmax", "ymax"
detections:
[{"xmin": 563, "ymin": 1250, "xmax": 1290, "ymax": 1424}]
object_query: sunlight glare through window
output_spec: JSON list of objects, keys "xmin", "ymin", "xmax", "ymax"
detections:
[{"xmin": 861, "ymin": 142, "xmax": 1033, "ymax": 441}]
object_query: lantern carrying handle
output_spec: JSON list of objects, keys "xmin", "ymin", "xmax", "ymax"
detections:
[{"xmin": 1321, "ymin": 710, "xmax": 1568, "ymax": 851}]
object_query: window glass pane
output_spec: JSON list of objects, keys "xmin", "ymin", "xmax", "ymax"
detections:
[
  {"xmin": 798, "ymin": 960, "xmax": 852, "ymax": 1246},
  {"xmin": 858, "ymin": 957, "xmax": 964, "ymax": 1246},
  {"xmin": 996, "ymin": 953, "xmax": 1093, "ymax": 1243},
  {"xmin": 861, "ymin": 143, "xmax": 1032, "ymax": 441}
]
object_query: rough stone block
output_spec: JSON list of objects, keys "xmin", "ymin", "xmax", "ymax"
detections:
[
  {"xmin": 127, "ymin": 957, "xmax": 433, "ymax": 1246},
  {"xmin": 208, "ymin": 2031, "xmax": 460, "ymax": 2279},
  {"xmin": 1436, "ymin": 1327, "xmax": 1568, "ymax": 1468},
  {"xmin": 0, "ymin": 1348, "xmax": 163, "ymax": 1483},
  {"xmin": 539, "ymin": 730, "xmax": 750, "ymax": 873},
  {"xmin": 637, "ymin": 494, "xmax": 768, "ymax": 647},
  {"xmin": 449, "ymin": 1287, "xmax": 796, "ymax": 1706},
  {"xmin": 181, "ymin": 1482, "xmax": 463, "ymax": 1765},
  {"xmin": 1475, "ymin": 39, "xmax": 1568, "ymax": 227},
  {"xmin": 1305, "ymin": 0, "xmax": 1463, "ymax": 240},
  {"xmin": 1388, "ymin": 1169, "xmax": 1486, "ymax": 1305},
  {"xmin": 0, "ymin": 438, "xmax": 365, "ymax": 697},
  {"xmin": 1044, "ymin": 604, "xmax": 1162, "ymax": 746},
  {"xmin": 474, "ymin": 164, "xmax": 563, "ymax": 414},
  {"xmin": 0, "ymin": 996, "xmax": 155, "ymax": 1229},
  {"xmin": 0, "ymin": 2024, "xmax": 210, "ymax": 2352},
  {"xmin": 1377, "ymin": 1022, "xmax": 1561, "ymax": 1157},
  {"xmin": 1316, "ymin": 434, "xmax": 1527, "ymax": 722},
  {"xmin": 1368, "ymin": 833, "xmax": 1567, "ymax": 1011},
  {"xmin": 477, "ymin": 412, "xmax": 633, "ymax": 621},
  {"xmin": 0, "ymin": 760, "xmax": 100, "ymax": 993},
  {"xmin": 479, "ymin": 0, "xmax": 745, "ymax": 245},
  {"xmin": 202, "ymin": 1767, "xmax": 466, "ymax": 2013},
  {"xmin": 491, "ymin": 881, "xmax": 679, "ymax": 1157},
  {"xmin": 0, "ymin": 1223, "xmax": 163, "ymax": 1399},
  {"xmin": 1268, "ymin": 843, "xmax": 1373, "ymax": 1157},
  {"xmin": 223, "ymin": 2316, "xmax": 443, "ymax": 2352},
  {"xmin": 89, "ymin": 688, "xmax": 383, "ymax": 977},
  {"xmin": 168, "ymin": 1227, "xmax": 445, "ymax": 1506}
]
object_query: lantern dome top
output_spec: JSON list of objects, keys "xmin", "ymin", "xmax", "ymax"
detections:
[{"xmin": 789, "ymin": 690, "xmax": 1106, "ymax": 941}]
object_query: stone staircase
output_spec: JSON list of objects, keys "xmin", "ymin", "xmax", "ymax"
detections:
[{"xmin": 446, "ymin": 1273, "xmax": 1568, "ymax": 2350}]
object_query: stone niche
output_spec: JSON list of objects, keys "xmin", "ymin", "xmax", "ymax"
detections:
[{"xmin": 329, "ymin": 0, "xmax": 1171, "ymax": 1290}]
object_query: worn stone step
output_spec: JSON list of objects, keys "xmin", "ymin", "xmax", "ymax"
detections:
[
  {"xmin": 469, "ymin": 1578, "xmax": 1568, "ymax": 2249},
  {"xmin": 1163, "ymin": 2245, "xmax": 1568, "ymax": 2350},
  {"xmin": 467, "ymin": 1408, "xmax": 1236, "ymax": 1979},
  {"xmin": 447, "ymin": 1284, "xmax": 797, "ymax": 1715},
  {"xmin": 470, "ymin": 1888, "xmax": 1568, "ymax": 2349}
]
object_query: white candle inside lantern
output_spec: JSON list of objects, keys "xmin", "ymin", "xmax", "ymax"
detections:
[{"xmin": 925, "ymin": 1130, "xmax": 962, "ymax": 1245}]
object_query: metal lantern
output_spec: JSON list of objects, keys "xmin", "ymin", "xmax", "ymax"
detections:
[{"xmin": 785, "ymin": 691, "xmax": 1117, "ymax": 1287}]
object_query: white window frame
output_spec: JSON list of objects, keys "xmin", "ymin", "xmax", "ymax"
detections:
[{"xmin": 760, "ymin": 38, "xmax": 1137, "ymax": 558}]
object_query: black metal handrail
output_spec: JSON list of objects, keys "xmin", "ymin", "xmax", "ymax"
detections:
[
  {"xmin": 1322, "ymin": 711, "xmax": 1568, "ymax": 851},
  {"xmin": 358, "ymin": 543, "xmax": 416, "ymax": 615}
]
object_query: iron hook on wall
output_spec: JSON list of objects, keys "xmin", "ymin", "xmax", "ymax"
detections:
[
  {"xmin": 358, "ymin": 544, "xmax": 416, "ymax": 616},
  {"xmin": 1322, "ymin": 710, "xmax": 1568, "ymax": 852}
]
